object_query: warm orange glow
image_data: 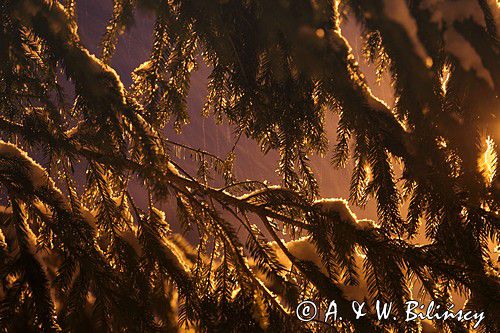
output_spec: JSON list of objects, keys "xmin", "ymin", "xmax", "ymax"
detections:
[
  {"xmin": 425, "ymin": 57, "xmax": 433, "ymax": 68},
  {"xmin": 478, "ymin": 136, "xmax": 497, "ymax": 185},
  {"xmin": 440, "ymin": 63, "xmax": 451, "ymax": 95},
  {"xmin": 315, "ymin": 28, "xmax": 325, "ymax": 38},
  {"xmin": 364, "ymin": 164, "xmax": 373, "ymax": 185}
]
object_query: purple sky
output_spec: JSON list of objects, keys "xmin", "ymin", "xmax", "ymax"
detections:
[{"xmin": 74, "ymin": 0, "xmax": 399, "ymax": 221}]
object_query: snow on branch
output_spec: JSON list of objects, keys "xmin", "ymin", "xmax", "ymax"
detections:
[
  {"xmin": 0, "ymin": 140, "xmax": 96, "ymax": 230},
  {"xmin": 268, "ymin": 236, "xmax": 369, "ymax": 301},
  {"xmin": 0, "ymin": 140, "xmax": 195, "ymax": 286},
  {"xmin": 0, "ymin": 140, "xmax": 62, "ymax": 194},
  {"xmin": 11, "ymin": 0, "xmax": 166, "ymax": 160},
  {"xmin": 314, "ymin": 198, "xmax": 379, "ymax": 232},
  {"xmin": 383, "ymin": 0, "xmax": 430, "ymax": 63},
  {"xmin": 421, "ymin": 0, "xmax": 495, "ymax": 86}
]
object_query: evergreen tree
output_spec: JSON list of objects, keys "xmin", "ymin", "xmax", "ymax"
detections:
[{"xmin": 0, "ymin": 0, "xmax": 498, "ymax": 332}]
